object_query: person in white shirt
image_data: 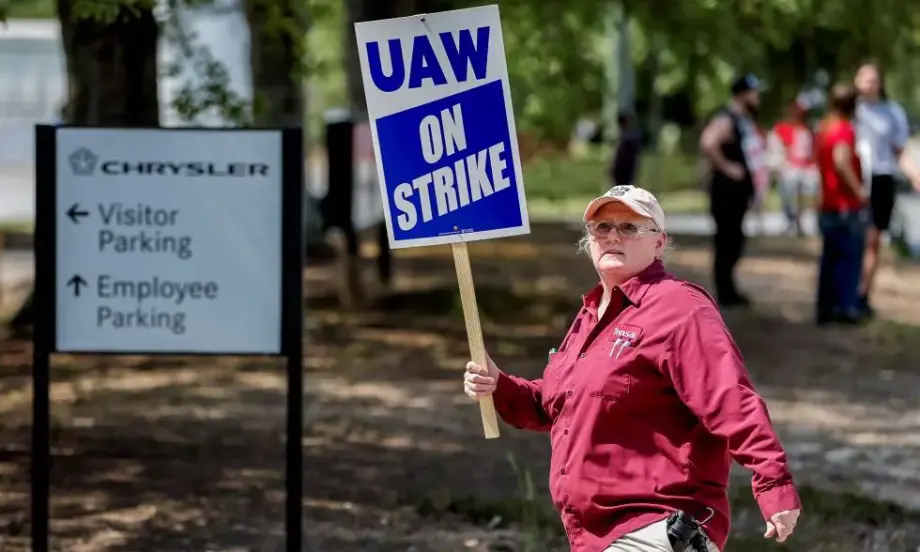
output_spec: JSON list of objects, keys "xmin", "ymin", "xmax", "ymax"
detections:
[{"xmin": 854, "ymin": 60, "xmax": 920, "ymax": 317}]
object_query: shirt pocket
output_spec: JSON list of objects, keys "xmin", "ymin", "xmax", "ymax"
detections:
[
  {"xmin": 588, "ymin": 329, "xmax": 643, "ymax": 403},
  {"xmin": 588, "ymin": 372, "xmax": 631, "ymax": 403}
]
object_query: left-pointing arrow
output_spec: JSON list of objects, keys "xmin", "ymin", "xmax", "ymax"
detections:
[
  {"xmin": 67, "ymin": 274, "xmax": 87, "ymax": 297},
  {"xmin": 67, "ymin": 203, "xmax": 89, "ymax": 224}
]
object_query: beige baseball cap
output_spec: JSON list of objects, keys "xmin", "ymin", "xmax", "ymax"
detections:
[{"xmin": 583, "ymin": 185, "xmax": 666, "ymax": 230}]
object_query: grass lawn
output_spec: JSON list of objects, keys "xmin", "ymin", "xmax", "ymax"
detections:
[
  {"xmin": 0, "ymin": 219, "xmax": 33, "ymax": 235},
  {"xmin": 523, "ymin": 154, "xmax": 782, "ymax": 218},
  {"xmin": 5, "ymin": 0, "xmax": 55, "ymax": 18}
]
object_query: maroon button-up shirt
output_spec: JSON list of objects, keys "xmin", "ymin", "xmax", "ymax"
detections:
[{"xmin": 493, "ymin": 260, "xmax": 801, "ymax": 552}]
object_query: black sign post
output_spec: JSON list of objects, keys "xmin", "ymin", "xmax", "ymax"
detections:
[{"xmin": 32, "ymin": 125, "xmax": 304, "ymax": 552}]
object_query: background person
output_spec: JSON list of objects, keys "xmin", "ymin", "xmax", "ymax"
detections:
[
  {"xmin": 749, "ymin": 124, "xmax": 771, "ymax": 236},
  {"xmin": 610, "ymin": 111, "xmax": 642, "ymax": 187},
  {"xmin": 815, "ymin": 83, "xmax": 867, "ymax": 325},
  {"xmin": 770, "ymin": 98, "xmax": 818, "ymax": 235},
  {"xmin": 463, "ymin": 185, "xmax": 802, "ymax": 552},
  {"xmin": 854, "ymin": 60, "xmax": 920, "ymax": 317},
  {"xmin": 699, "ymin": 73, "xmax": 767, "ymax": 307}
]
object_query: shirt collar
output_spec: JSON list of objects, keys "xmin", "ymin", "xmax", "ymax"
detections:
[{"xmin": 581, "ymin": 259, "xmax": 668, "ymax": 310}]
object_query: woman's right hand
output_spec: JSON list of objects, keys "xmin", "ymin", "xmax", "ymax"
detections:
[
  {"xmin": 723, "ymin": 161, "xmax": 747, "ymax": 181},
  {"xmin": 464, "ymin": 356, "xmax": 500, "ymax": 400}
]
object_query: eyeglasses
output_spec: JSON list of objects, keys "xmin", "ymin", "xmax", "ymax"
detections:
[{"xmin": 587, "ymin": 220, "xmax": 659, "ymax": 239}]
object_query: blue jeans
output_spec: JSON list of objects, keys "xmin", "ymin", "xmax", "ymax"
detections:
[{"xmin": 817, "ymin": 210, "xmax": 867, "ymax": 319}]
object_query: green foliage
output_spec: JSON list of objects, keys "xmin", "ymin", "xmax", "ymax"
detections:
[
  {"xmin": 9, "ymin": 0, "xmax": 920, "ymax": 136},
  {"xmin": 626, "ymin": 0, "xmax": 920, "ymax": 121},
  {"xmin": 68, "ymin": 0, "xmax": 155, "ymax": 23},
  {"xmin": 489, "ymin": 0, "xmax": 607, "ymax": 145},
  {"xmin": 24, "ymin": 0, "xmax": 308, "ymax": 127},
  {"xmin": 304, "ymin": 0, "xmax": 348, "ymax": 134},
  {"xmin": 165, "ymin": 40, "xmax": 253, "ymax": 126},
  {"xmin": 2, "ymin": 0, "xmax": 55, "ymax": 18},
  {"xmin": 157, "ymin": 2, "xmax": 255, "ymax": 127},
  {"xmin": 523, "ymin": 151, "xmax": 698, "ymax": 200}
]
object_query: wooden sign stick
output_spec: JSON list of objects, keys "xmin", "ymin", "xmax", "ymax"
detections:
[{"xmin": 451, "ymin": 240, "xmax": 500, "ymax": 439}]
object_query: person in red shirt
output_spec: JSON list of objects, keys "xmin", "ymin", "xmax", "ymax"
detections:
[
  {"xmin": 463, "ymin": 185, "xmax": 802, "ymax": 552},
  {"xmin": 770, "ymin": 98, "xmax": 818, "ymax": 235},
  {"xmin": 814, "ymin": 83, "xmax": 868, "ymax": 325}
]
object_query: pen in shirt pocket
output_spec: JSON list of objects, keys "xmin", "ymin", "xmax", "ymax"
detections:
[{"xmin": 548, "ymin": 347, "xmax": 557, "ymax": 362}]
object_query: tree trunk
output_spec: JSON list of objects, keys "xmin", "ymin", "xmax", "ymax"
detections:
[
  {"xmin": 57, "ymin": 0, "xmax": 160, "ymax": 126},
  {"xmin": 330, "ymin": 0, "xmax": 451, "ymax": 309},
  {"xmin": 244, "ymin": 0, "xmax": 306, "ymax": 127},
  {"xmin": 331, "ymin": 0, "xmax": 414, "ymax": 309},
  {"xmin": 343, "ymin": 0, "xmax": 418, "ymax": 117},
  {"xmin": 8, "ymin": 0, "xmax": 159, "ymax": 336}
]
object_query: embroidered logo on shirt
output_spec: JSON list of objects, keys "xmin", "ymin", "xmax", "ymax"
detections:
[{"xmin": 609, "ymin": 325, "xmax": 642, "ymax": 359}]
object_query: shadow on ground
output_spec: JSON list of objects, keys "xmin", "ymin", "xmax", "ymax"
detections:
[{"xmin": 1, "ymin": 221, "xmax": 919, "ymax": 551}]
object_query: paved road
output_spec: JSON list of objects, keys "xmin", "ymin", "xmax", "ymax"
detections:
[
  {"xmin": 0, "ymin": 250, "xmax": 32, "ymax": 287},
  {"xmin": 0, "ymin": 164, "xmax": 33, "ymax": 223}
]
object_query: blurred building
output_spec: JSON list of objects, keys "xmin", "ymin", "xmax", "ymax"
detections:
[{"xmin": 0, "ymin": 5, "xmax": 253, "ymax": 223}]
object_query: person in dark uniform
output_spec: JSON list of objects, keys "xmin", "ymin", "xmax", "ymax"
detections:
[{"xmin": 699, "ymin": 74, "xmax": 767, "ymax": 307}]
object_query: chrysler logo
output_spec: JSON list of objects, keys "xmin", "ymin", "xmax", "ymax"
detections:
[{"xmin": 69, "ymin": 147, "xmax": 98, "ymax": 176}]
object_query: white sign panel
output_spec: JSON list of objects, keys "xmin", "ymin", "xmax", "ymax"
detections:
[
  {"xmin": 54, "ymin": 128, "xmax": 283, "ymax": 354},
  {"xmin": 352, "ymin": 121, "xmax": 386, "ymax": 230},
  {"xmin": 354, "ymin": 5, "xmax": 529, "ymax": 249}
]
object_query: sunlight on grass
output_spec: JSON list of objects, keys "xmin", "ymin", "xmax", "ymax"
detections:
[
  {"xmin": 523, "ymin": 155, "xmax": 783, "ymax": 218},
  {"xmin": 0, "ymin": 219, "xmax": 33, "ymax": 234},
  {"xmin": 522, "ymin": 152, "xmax": 699, "ymax": 201},
  {"xmin": 6, "ymin": 0, "xmax": 55, "ymax": 18},
  {"xmin": 863, "ymin": 319, "xmax": 920, "ymax": 352}
]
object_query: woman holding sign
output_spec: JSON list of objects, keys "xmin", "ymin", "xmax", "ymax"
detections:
[{"xmin": 463, "ymin": 185, "xmax": 801, "ymax": 552}]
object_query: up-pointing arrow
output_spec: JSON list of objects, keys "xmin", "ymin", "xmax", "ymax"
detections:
[
  {"xmin": 67, "ymin": 274, "xmax": 87, "ymax": 297},
  {"xmin": 67, "ymin": 204, "xmax": 89, "ymax": 224}
]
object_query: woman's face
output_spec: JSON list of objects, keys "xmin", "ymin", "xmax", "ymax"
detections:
[
  {"xmin": 587, "ymin": 202, "xmax": 665, "ymax": 280},
  {"xmin": 855, "ymin": 65, "xmax": 881, "ymax": 99}
]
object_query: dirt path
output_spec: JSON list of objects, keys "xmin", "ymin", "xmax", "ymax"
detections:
[
  {"xmin": 302, "ymin": 227, "xmax": 920, "ymax": 550},
  {"xmin": 666, "ymin": 237, "xmax": 920, "ymax": 510},
  {"xmin": 1, "ymin": 222, "xmax": 919, "ymax": 551}
]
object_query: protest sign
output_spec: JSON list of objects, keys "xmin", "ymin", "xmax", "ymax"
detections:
[{"xmin": 355, "ymin": 5, "xmax": 528, "ymax": 438}]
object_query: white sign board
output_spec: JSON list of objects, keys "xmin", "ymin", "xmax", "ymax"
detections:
[
  {"xmin": 352, "ymin": 121, "xmax": 386, "ymax": 230},
  {"xmin": 53, "ymin": 128, "xmax": 284, "ymax": 354},
  {"xmin": 354, "ymin": 5, "xmax": 529, "ymax": 249}
]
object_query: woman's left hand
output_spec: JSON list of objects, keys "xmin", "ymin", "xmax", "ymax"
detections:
[{"xmin": 764, "ymin": 509, "xmax": 800, "ymax": 542}]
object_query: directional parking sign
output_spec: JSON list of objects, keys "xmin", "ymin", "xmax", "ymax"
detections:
[
  {"xmin": 31, "ymin": 125, "xmax": 306, "ymax": 552},
  {"xmin": 354, "ymin": 5, "xmax": 530, "ymax": 249},
  {"xmin": 43, "ymin": 127, "xmax": 296, "ymax": 354}
]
